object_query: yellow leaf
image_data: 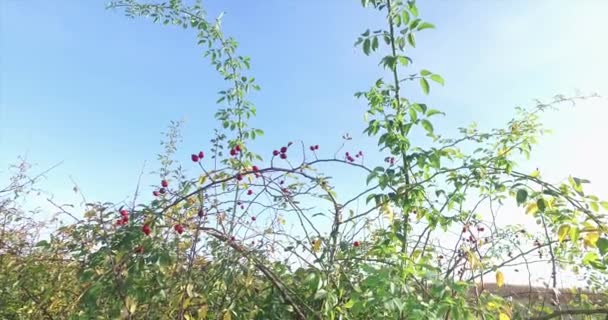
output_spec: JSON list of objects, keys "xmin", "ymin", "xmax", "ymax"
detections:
[
  {"xmin": 84, "ymin": 210, "xmax": 96, "ymax": 219},
  {"xmin": 411, "ymin": 250, "xmax": 422, "ymax": 260},
  {"xmin": 584, "ymin": 232, "xmax": 599, "ymax": 247},
  {"xmin": 467, "ymin": 251, "xmax": 481, "ymax": 269},
  {"xmin": 277, "ymin": 216, "xmax": 286, "ymax": 225},
  {"xmin": 125, "ymin": 296, "xmax": 137, "ymax": 314},
  {"xmin": 496, "ymin": 270, "xmax": 505, "ymax": 288},
  {"xmin": 557, "ymin": 224, "xmax": 571, "ymax": 243},
  {"xmin": 525, "ymin": 203, "xmax": 538, "ymax": 215},
  {"xmin": 530, "ymin": 169, "xmax": 540, "ymax": 178},
  {"xmin": 312, "ymin": 238, "xmax": 322, "ymax": 253},
  {"xmin": 198, "ymin": 305, "xmax": 208, "ymax": 319},
  {"xmin": 416, "ymin": 208, "xmax": 425, "ymax": 220},
  {"xmin": 198, "ymin": 174, "xmax": 207, "ymax": 185},
  {"xmin": 222, "ymin": 311, "xmax": 232, "ymax": 320},
  {"xmin": 381, "ymin": 204, "xmax": 394, "ymax": 222},
  {"xmin": 499, "ymin": 312, "xmax": 510, "ymax": 320}
]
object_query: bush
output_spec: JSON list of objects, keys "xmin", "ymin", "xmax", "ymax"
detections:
[{"xmin": 1, "ymin": 1, "xmax": 607, "ymax": 319}]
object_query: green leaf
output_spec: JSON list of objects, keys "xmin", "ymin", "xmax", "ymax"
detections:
[
  {"xmin": 569, "ymin": 226, "xmax": 580, "ymax": 245},
  {"xmin": 401, "ymin": 10, "xmax": 410, "ymax": 25},
  {"xmin": 417, "ymin": 22, "xmax": 435, "ymax": 31},
  {"xmin": 420, "ymin": 69, "xmax": 432, "ymax": 76},
  {"xmin": 600, "ymin": 201, "xmax": 608, "ymax": 210},
  {"xmin": 363, "ymin": 38, "xmax": 371, "ymax": 55},
  {"xmin": 409, "ymin": 108, "xmax": 418, "ymax": 122},
  {"xmin": 426, "ymin": 109, "xmax": 444, "ymax": 117},
  {"xmin": 537, "ymin": 198, "xmax": 546, "ymax": 212},
  {"xmin": 421, "ymin": 119, "xmax": 434, "ymax": 135},
  {"xmin": 429, "ymin": 74, "xmax": 444, "ymax": 85},
  {"xmin": 407, "ymin": 33, "xmax": 416, "ymax": 47},
  {"xmin": 516, "ymin": 189, "xmax": 528, "ymax": 206},
  {"xmin": 590, "ymin": 202, "xmax": 599, "ymax": 212},
  {"xmin": 419, "ymin": 78, "xmax": 429, "ymax": 95},
  {"xmin": 598, "ymin": 238, "xmax": 608, "ymax": 256}
]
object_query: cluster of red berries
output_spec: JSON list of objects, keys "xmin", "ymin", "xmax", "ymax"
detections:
[
  {"xmin": 153, "ymin": 179, "xmax": 169, "ymax": 197},
  {"xmin": 174, "ymin": 224, "xmax": 184, "ymax": 234},
  {"xmin": 229, "ymin": 145, "xmax": 242, "ymax": 157},
  {"xmin": 191, "ymin": 151, "xmax": 205, "ymax": 162},
  {"xmin": 345, "ymin": 151, "xmax": 363, "ymax": 162},
  {"xmin": 141, "ymin": 224, "xmax": 151, "ymax": 236},
  {"xmin": 251, "ymin": 165, "xmax": 261, "ymax": 178},
  {"xmin": 116, "ymin": 209, "xmax": 129, "ymax": 226},
  {"xmin": 462, "ymin": 224, "xmax": 485, "ymax": 233},
  {"xmin": 273, "ymin": 146, "xmax": 289, "ymax": 159},
  {"xmin": 309, "ymin": 145, "xmax": 320, "ymax": 151}
]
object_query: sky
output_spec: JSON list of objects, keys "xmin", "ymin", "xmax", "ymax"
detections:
[{"xmin": 1, "ymin": 0, "xmax": 608, "ymax": 285}]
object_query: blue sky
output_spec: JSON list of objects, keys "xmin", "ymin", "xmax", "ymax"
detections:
[{"xmin": 2, "ymin": 0, "xmax": 608, "ymax": 285}]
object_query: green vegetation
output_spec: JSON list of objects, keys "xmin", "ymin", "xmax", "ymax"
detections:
[{"xmin": 1, "ymin": 1, "xmax": 606, "ymax": 319}]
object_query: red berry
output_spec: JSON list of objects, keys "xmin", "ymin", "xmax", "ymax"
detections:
[
  {"xmin": 174, "ymin": 224, "xmax": 184, "ymax": 234},
  {"xmin": 315, "ymin": 145, "xmax": 319, "ymax": 150},
  {"xmin": 198, "ymin": 151, "xmax": 205, "ymax": 159},
  {"xmin": 120, "ymin": 209, "xmax": 129, "ymax": 217},
  {"xmin": 161, "ymin": 179, "xmax": 168, "ymax": 188},
  {"xmin": 247, "ymin": 189, "xmax": 253, "ymax": 195},
  {"xmin": 309, "ymin": 146, "xmax": 315, "ymax": 151},
  {"xmin": 116, "ymin": 219, "xmax": 124, "ymax": 226},
  {"xmin": 273, "ymin": 150, "xmax": 280, "ymax": 156},
  {"xmin": 230, "ymin": 149, "xmax": 237, "ymax": 156},
  {"xmin": 159, "ymin": 187, "xmax": 166, "ymax": 194},
  {"xmin": 251, "ymin": 216, "xmax": 256, "ymax": 221},
  {"xmin": 252, "ymin": 165, "xmax": 259, "ymax": 172},
  {"xmin": 134, "ymin": 246, "xmax": 144, "ymax": 253},
  {"xmin": 236, "ymin": 173, "xmax": 243, "ymax": 181},
  {"xmin": 122, "ymin": 216, "xmax": 129, "ymax": 224},
  {"xmin": 280, "ymin": 146, "xmax": 287, "ymax": 153},
  {"xmin": 280, "ymin": 153, "xmax": 287, "ymax": 159},
  {"xmin": 191, "ymin": 154, "xmax": 200, "ymax": 162},
  {"xmin": 235, "ymin": 145, "xmax": 241, "ymax": 152},
  {"xmin": 353, "ymin": 241, "xmax": 360, "ymax": 247},
  {"xmin": 462, "ymin": 227, "xmax": 467, "ymax": 233},
  {"xmin": 153, "ymin": 190, "xmax": 160, "ymax": 197},
  {"xmin": 230, "ymin": 236, "xmax": 236, "ymax": 241},
  {"xmin": 142, "ymin": 224, "xmax": 151, "ymax": 236},
  {"xmin": 198, "ymin": 208, "xmax": 205, "ymax": 218}
]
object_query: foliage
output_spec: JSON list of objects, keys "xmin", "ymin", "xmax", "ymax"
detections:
[{"xmin": 1, "ymin": 0, "xmax": 607, "ymax": 319}]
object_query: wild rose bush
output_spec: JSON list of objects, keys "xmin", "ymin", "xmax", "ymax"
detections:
[{"xmin": 1, "ymin": 1, "xmax": 607, "ymax": 319}]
